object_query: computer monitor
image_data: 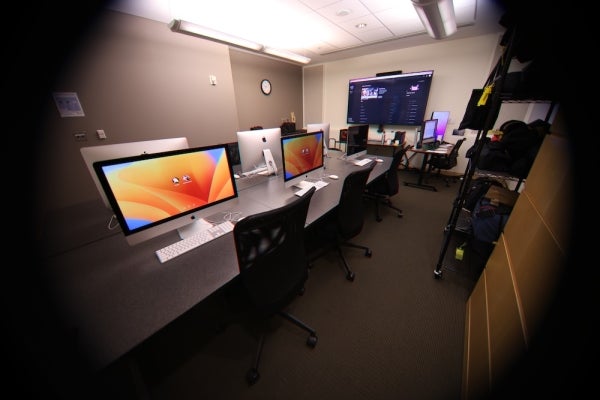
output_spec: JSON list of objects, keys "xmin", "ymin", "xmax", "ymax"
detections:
[
  {"xmin": 92, "ymin": 144, "xmax": 238, "ymax": 246},
  {"xmin": 81, "ymin": 137, "xmax": 189, "ymax": 208},
  {"xmin": 431, "ymin": 111, "xmax": 450, "ymax": 142},
  {"xmin": 418, "ymin": 119, "xmax": 438, "ymax": 148},
  {"xmin": 236, "ymin": 127, "xmax": 282, "ymax": 175},
  {"xmin": 280, "ymin": 131, "xmax": 324, "ymax": 188},
  {"xmin": 346, "ymin": 124, "xmax": 369, "ymax": 159},
  {"xmin": 306, "ymin": 122, "xmax": 330, "ymax": 153}
]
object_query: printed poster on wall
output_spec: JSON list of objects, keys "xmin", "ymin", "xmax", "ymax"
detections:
[{"xmin": 53, "ymin": 92, "xmax": 85, "ymax": 117}]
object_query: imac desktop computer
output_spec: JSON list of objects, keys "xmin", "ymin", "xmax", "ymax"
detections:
[
  {"xmin": 93, "ymin": 144, "xmax": 238, "ymax": 246},
  {"xmin": 236, "ymin": 127, "xmax": 282, "ymax": 176},
  {"xmin": 280, "ymin": 130, "xmax": 325, "ymax": 189},
  {"xmin": 417, "ymin": 119, "xmax": 438, "ymax": 149},
  {"xmin": 306, "ymin": 122, "xmax": 330, "ymax": 155},
  {"xmin": 431, "ymin": 111, "xmax": 450, "ymax": 143},
  {"xmin": 345, "ymin": 124, "xmax": 369, "ymax": 160}
]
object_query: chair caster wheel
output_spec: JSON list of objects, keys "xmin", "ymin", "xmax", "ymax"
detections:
[
  {"xmin": 346, "ymin": 271, "xmax": 355, "ymax": 281},
  {"xmin": 365, "ymin": 249, "xmax": 372, "ymax": 257},
  {"xmin": 307, "ymin": 334, "xmax": 318, "ymax": 347},
  {"xmin": 397, "ymin": 213, "xmax": 402, "ymax": 218},
  {"xmin": 246, "ymin": 368, "xmax": 260, "ymax": 386}
]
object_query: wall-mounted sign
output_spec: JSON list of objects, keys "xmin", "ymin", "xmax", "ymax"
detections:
[{"xmin": 53, "ymin": 92, "xmax": 85, "ymax": 117}]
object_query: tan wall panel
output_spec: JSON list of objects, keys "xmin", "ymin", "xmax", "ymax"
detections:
[
  {"xmin": 503, "ymin": 198, "xmax": 566, "ymax": 342},
  {"xmin": 462, "ymin": 273, "xmax": 490, "ymax": 400},
  {"xmin": 522, "ymin": 135, "xmax": 573, "ymax": 250},
  {"xmin": 484, "ymin": 236, "xmax": 528, "ymax": 388}
]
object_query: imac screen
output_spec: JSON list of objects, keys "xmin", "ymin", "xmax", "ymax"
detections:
[
  {"xmin": 419, "ymin": 119, "xmax": 438, "ymax": 147},
  {"xmin": 431, "ymin": 111, "xmax": 450, "ymax": 142},
  {"xmin": 236, "ymin": 127, "xmax": 282, "ymax": 174},
  {"xmin": 81, "ymin": 137, "xmax": 189, "ymax": 208},
  {"xmin": 93, "ymin": 144, "xmax": 238, "ymax": 245},
  {"xmin": 346, "ymin": 124, "xmax": 369, "ymax": 159},
  {"xmin": 281, "ymin": 131, "xmax": 324, "ymax": 188},
  {"xmin": 306, "ymin": 122, "xmax": 330, "ymax": 151}
]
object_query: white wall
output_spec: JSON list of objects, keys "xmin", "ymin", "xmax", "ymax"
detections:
[{"xmin": 306, "ymin": 33, "xmax": 550, "ymax": 175}]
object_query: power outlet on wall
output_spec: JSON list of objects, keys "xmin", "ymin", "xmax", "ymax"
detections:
[{"xmin": 74, "ymin": 131, "xmax": 87, "ymax": 141}]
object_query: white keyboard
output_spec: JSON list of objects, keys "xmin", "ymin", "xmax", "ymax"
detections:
[
  {"xmin": 294, "ymin": 180, "xmax": 328, "ymax": 197},
  {"xmin": 155, "ymin": 220, "xmax": 235, "ymax": 263},
  {"xmin": 242, "ymin": 166, "xmax": 268, "ymax": 177},
  {"xmin": 353, "ymin": 158, "xmax": 373, "ymax": 166}
]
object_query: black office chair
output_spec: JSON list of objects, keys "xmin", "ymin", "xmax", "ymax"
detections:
[
  {"xmin": 426, "ymin": 138, "xmax": 466, "ymax": 186},
  {"xmin": 230, "ymin": 186, "xmax": 317, "ymax": 386},
  {"xmin": 364, "ymin": 144, "xmax": 413, "ymax": 222},
  {"xmin": 306, "ymin": 163, "xmax": 375, "ymax": 281}
]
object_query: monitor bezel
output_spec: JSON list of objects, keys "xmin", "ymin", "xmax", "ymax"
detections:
[{"xmin": 93, "ymin": 144, "xmax": 238, "ymax": 245}]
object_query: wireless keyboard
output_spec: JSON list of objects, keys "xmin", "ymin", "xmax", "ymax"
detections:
[
  {"xmin": 353, "ymin": 158, "xmax": 373, "ymax": 166},
  {"xmin": 242, "ymin": 166, "xmax": 268, "ymax": 177},
  {"xmin": 155, "ymin": 220, "xmax": 235, "ymax": 263},
  {"xmin": 294, "ymin": 180, "xmax": 328, "ymax": 197}
]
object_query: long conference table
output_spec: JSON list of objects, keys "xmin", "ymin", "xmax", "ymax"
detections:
[{"xmin": 41, "ymin": 154, "xmax": 392, "ymax": 371}]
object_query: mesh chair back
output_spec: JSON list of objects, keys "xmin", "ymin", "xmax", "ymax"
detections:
[
  {"xmin": 336, "ymin": 163, "xmax": 375, "ymax": 240},
  {"xmin": 367, "ymin": 144, "xmax": 412, "ymax": 196},
  {"xmin": 233, "ymin": 186, "xmax": 316, "ymax": 313}
]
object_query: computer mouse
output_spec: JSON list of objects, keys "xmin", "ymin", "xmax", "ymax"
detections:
[
  {"xmin": 329, "ymin": 174, "xmax": 339, "ymax": 180},
  {"xmin": 234, "ymin": 174, "xmax": 240, "ymax": 179},
  {"xmin": 375, "ymin": 158, "xmax": 383, "ymax": 162}
]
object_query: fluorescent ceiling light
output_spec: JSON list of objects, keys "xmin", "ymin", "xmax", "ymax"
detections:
[
  {"xmin": 263, "ymin": 47, "xmax": 311, "ymax": 65},
  {"xmin": 169, "ymin": 19, "xmax": 310, "ymax": 64},
  {"xmin": 169, "ymin": 19, "xmax": 263, "ymax": 51},
  {"xmin": 411, "ymin": 0, "xmax": 457, "ymax": 39}
]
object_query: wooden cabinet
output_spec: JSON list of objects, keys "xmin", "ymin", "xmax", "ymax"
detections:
[{"xmin": 461, "ymin": 133, "xmax": 572, "ymax": 398}]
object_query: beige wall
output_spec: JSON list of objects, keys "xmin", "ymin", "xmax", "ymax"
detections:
[
  {"xmin": 305, "ymin": 33, "xmax": 555, "ymax": 173},
  {"xmin": 35, "ymin": 10, "xmax": 302, "ymax": 214}
]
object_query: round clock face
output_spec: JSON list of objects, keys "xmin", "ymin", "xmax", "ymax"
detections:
[{"xmin": 261, "ymin": 79, "xmax": 272, "ymax": 95}]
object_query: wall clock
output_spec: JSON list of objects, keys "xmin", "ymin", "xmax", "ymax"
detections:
[{"xmin": 261, "ymin": 79, "xmax": 272, "ymax": 95}]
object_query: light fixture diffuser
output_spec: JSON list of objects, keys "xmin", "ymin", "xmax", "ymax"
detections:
[
  {"xmin": 169, "ymin": 19, "xmax": 263, "ymax": 51},
  {"xmin": 169, "ymin": 19, "xmax": 311, "ymax": 65},
  {"xmin": 411, "ymin": 0, "xmax": 457, "ymax": 39},
  {"xmin": 263, "ymin": 47, "xmax": 311, "ymax": 65}
]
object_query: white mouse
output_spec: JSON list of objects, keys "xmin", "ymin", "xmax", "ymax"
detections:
[
  {"xmin": 329, "ymin": 174, "xmax": 339, "ymax": 180},
  {"xmin": 375, "ymin": 159, "xmax": 383, "ymax": 162},
  {"xmin": 234, "ymin": 174, "xmax": 240, "ymax": 179}
]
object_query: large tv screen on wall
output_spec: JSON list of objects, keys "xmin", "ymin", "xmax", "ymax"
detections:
[{"xmin": 346, "ymin": 70, "xmax": 434, "ymax": 126}]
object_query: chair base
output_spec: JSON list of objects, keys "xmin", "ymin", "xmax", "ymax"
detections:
[
  {"xmin": 338, "ymin": 242, "xmax": 372, "ymax": 281},
  {"xmin": 247, "ymin": 310, "xmax": 317, "ymax": 386},
  {"xmin": 364, "ymin": 193, "xmax": 403, "ymax": 222}
]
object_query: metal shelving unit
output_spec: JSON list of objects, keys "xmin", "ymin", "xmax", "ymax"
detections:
[{"xmin": 432, "ymin": 27, "xmax": 517, "ymax": 279}]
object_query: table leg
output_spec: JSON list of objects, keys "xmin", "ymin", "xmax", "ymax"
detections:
[{"xmin": 404, "ymin": 152, "xmax": 437, "ymax": 191}]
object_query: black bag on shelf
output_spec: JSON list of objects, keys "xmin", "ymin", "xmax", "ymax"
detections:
[{"xmin": 458, "ymin": 88, "xmax": 501, "ymax": 130}]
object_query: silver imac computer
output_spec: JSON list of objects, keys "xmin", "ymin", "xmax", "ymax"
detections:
[
  {"xmin": 306, "ymin": 122, "xmax": 330, "ymax": 155},
  {"xmin": 81, "ymin": 137, "xmax": 189, "ymax": 208},
  {"xmin": 236, "ymin": 127, "xmax": 282, "ymax": 175},
  {"xmin": 92, "ymin": 144, "xmax": 238, "ymax": 246},
  {"xmin": 280, "ymin": 131, "xmax": 325, "ymax": 189}
]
